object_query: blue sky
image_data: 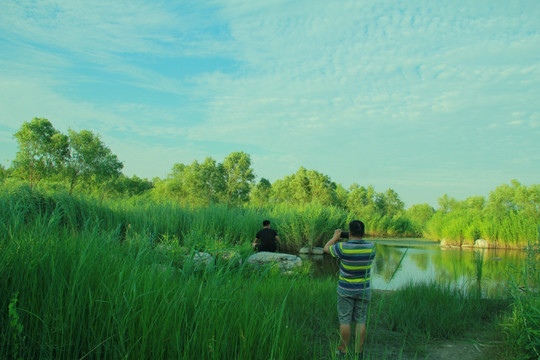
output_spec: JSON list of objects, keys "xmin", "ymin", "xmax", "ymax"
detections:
[{"xmin": 1, "ymin": 0, "xmax": 539, "ymax": 207}]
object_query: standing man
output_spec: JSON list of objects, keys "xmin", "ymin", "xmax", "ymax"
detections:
[
  {"xmin": 324, "ymin": 220, "xmax": 376, "ymax": 358},
  {"xmin": 252, "ymin": 219, "xmax": 280, "ymax": 252}
]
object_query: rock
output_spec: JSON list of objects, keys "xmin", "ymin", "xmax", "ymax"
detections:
[
  {"xmin": 474, "ymin": 239, "xmax": 489, "ymax": 248},
  {"xmin": 299, "ymin": 246, "xmax": 324, "ymax": 255},
  {"xmin": 247, "ymin": 252, "xmax": 302, "ymax": 271},
  {"xmin": 184, "ymin": 251, "xmax": 215, "ymax": 271},
  {"xmin": 299, "ymin": 247, "xmax": 311, "ymax": 254}
]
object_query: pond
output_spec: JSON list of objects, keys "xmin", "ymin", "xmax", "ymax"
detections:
[{"xmin": 300, "ymin": 238, "xmax": 526, "ymax": 295}]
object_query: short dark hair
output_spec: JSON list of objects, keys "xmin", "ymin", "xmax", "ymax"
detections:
[
  {"xmin": 349, "ymin": 220, "xmax": 365, "ymax": 237},
  {"xmin": 263, "ymin": 219, "xmax": 271, "ymax": 226}
]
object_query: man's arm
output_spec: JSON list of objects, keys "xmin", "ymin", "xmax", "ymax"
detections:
[{"xmin": 324, "ymin": 229, "xmax": 342, "ymax": 254}]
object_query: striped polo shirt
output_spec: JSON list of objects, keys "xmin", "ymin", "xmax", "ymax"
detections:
[{"xmin": 329, "ymin": 240, "xmax": 376, "ymax": 297}]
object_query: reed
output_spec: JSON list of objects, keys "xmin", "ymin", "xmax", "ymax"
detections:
[
  {"xmin": 0, "ymin": 185, "xmax": 523, "ymax": 359},
  {"xmin": 501, "ymin": 236, "xmax": 540, "ymax": 359},
  {"xmin": 376, "ymin": 281, "xmax": 507, "ymax": 341},
  {"xmin": 424, "ymin": 208, "xmax": 537, "ymax": 248},
  {"xmin": 0, "ymin": 224, "xmax": 336, "ymax": 359}
]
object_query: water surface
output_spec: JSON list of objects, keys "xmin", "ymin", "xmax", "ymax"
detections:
[{"xmin": 301, "ymin": 238, "xmax": 525, "ymax": 294}]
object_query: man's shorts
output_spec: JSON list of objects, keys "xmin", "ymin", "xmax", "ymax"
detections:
[{"xmin": 337, "ymin": 292, "xmax": 370, "ymax": 325}]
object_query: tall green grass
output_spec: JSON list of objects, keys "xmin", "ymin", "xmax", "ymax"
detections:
[
  {"xmin": 424, "ymin": 209, "xmax": 538, "ymax": 248},
  {"xmin": 376, "ymin": 281, "xmax": 507, "ymax": 340},
  {"xmin": 0, "ymin": 185, "xmax": 521, "ymax": 359},
  {"xmin": 0, "ymin": 222, "xmax": 338, "ymax": 359},
  {"xmin": 0, "ymin": 185, "xmax": 348, "ymax": 252},
  {"xmin": 502, "ymin": 237, "xmax": 540, "ymax": 360}
]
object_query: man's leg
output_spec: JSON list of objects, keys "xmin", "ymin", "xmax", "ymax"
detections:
[
  {"xmin": 339, "ymin": 323, "xmax": 351, "ymax": 352},
  {"xmin": 355, "ymin": 323, "xmax": 366, "ymax": 354},
  {"xmin": 337, "ymin": 294, "xmax": 354, "ymax": 354},
  {"xmin": 352, "ymin": 296, "xmax": 369, "ymax": 355}
]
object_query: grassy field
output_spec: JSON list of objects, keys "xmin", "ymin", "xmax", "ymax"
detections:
[{"xmin": 1, "ymin": 186, "xmax": 537, "ymax": 359}]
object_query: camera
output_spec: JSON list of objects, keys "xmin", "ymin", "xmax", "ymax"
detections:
[{"xmin": 340, "ymin": 231, "xmax": 349, "ymax": 238}]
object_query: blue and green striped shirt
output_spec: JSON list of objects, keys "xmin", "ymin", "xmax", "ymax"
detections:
[{"xmin": 329, "ymin": 240, "xmax": 376, "ymax": 296}]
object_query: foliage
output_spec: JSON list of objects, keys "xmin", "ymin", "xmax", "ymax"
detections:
[
  {"xmin": 249, "ymin": 178, "xmax": 272, "ymax": 208},
  {"xmin": 502, "ymin": 238, "xmax": 540, "ymax": 360},
  {"xmin": 270, "ymin": 167, "xmax": 338, "ymax": 206},
  {"xmin": 64, "ymin": 129, "xmax": 123, "ymax": 194},
  {"xmin": 5, "ymin": 118, "xmax": 539, "ymax": 247},
  {"xmin": 0, "ymin": 163, "xmax": 9, "ymax": 184},
  {"xmin": 0, "ymin": 183, "xmax": 527, "ymax": 359},
  {"xmin": 222, "ymin": 151, "xmax": 255, "ymax": 206},
  {"xmin": 425, "ymin": 181, "xmax": 539, "ymax": 248},
  {"xmin": 151, "ymin": 152, "xmax": 255, "ymax": 207},
  {"xmin": 12, "ymin": 118, "xmax": 68, "ymax": 189},
  {"xmin": 110, "ymin": 174, "xmax": 154, "ymax": 198},
  {"xmin": 406, "ymin": 203, "xmax": 435, "ymax": 236},
  {"xmin": 0, "ymin": 194, "xmax": 340, "ymax": 359},
  {"xmin": 11, "ymin": 119, "xmax": 124, "ymax": 196},
  {"xmin": 377, "ymin": 281, "xmax": 508, "ymax": 341}
]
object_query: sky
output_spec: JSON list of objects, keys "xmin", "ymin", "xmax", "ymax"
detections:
[{"xmin": 0, "ymin": 0, "xmax": 539, "ymax": 208}]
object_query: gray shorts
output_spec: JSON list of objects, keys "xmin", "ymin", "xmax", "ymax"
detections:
[{"xmin": 337, "ymin": 292, "xmax": 370, "ymax": 324}]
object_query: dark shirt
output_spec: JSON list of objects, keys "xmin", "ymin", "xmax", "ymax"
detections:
[{"xmin": 256, "ymin": 228, "xmax": 278, "ymax": 252}]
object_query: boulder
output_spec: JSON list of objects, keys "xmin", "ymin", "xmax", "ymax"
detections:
[
  {"xmin": 299, "ymin": 246, "xmax": 324, "ymax": 255},
  {"xmin": 247, "ymin": 252, "xmax": 302, "ymax": 271},
  {"xmin": 474, "ymin": 239, "xmax": 489, "ymax": 248},
  {"xmin": 184, "ymin": 251, "xmax": 215, "ymax": 271},
  {"xmin": 312, "ymin": 247, "xmax": 324, "ymax": 255},
  {"xmin": 299, "ymin": 247, "xmax": 311, "ymax": 254}
]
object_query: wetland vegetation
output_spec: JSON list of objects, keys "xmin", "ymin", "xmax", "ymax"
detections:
[
  {"xmin": 1, "ymin": 118, "xmax": 538, "ymax": 358},
  {"xmin": 1, "ymin": 186, "xmax": 538, "ymax": 359}
]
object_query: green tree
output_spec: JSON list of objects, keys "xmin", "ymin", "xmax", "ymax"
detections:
[
  {"xmin": 465, "ymin": 195, "xmax": 485, "ymax": 211},
  {"xmin": 289, "ymin": 167, "xmax": 311, "ymax": 204},
  {"xmin": 222, "ymin": 151, "xmax": 255, "ymax": 206},
  {"xmin": 111, "ymin": 175, "xmax": 153, "ymax": 198},
  {"xmin": 305, "ymin": 169, "xmax": 337, "ymax": 206},
  {"xmin": 438, "ymin": 194, "xmax": 459, "ymax": 213},
  {"xmin": 250, "ymin": 178, "xmax": 272, "ymax": 207},
  {"xmin": 347, "ymin": 184, "xmax": 377, "ymax": 217},
  {"xmin": 173, "ymin": 157, "xmax": 224, "ymax": 206},
  {"xmin": 0, "ymin": 163, "xmax": 8, "ymax": 184},
  {"xmin": 269, "ymin": 167, "xmax": 338, "ymax": 206},
  {"xmin": 487, "ymin": 180, "xmax": 539, "ymax": 221},
  {"xmin": 383, "ymin": 188, "xmax": 405, "ymax": 217},
  {"xmin": 270, "ymin": 178, "xmax": 293, "ymax": 203},
  {"xmin": 406, "ymin": 203, "xmax": 435, "ymax": 235},
  {"xmin": 151, "ymin": 164, "xmax": 187, "ymax": 203},
  {"xmin": 200, "ymin": 157, "xmax": 226, "ymax": 205},
  {"xmin": 334, "ymin": 184, "xmax": 349, "ymax": 208},
  {"xmin": 64, "ymin": 129, "xmax": 123, "ymax": 195},
  {"xmin": 13, "ymin": 118, "xmax": 68, "ymax": 190}
]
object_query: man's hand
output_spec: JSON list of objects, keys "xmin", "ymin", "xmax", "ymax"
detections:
[
  {"xmin": 332, "ymin": 229, "xmax": 342, "ymax": 241},
  {"xmin": 324, "ymin": 229, "xmax": 343, "ymax": 254}
]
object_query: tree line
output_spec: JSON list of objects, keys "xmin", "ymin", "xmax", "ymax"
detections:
[{"xmin": 2, "ymin": 117, "xmax": 539, "ymax": 244}]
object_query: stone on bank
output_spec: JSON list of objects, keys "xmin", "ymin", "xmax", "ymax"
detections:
[{"xmin": 247, "ymin": 252, "xmax": 302, "ymax": 271}]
